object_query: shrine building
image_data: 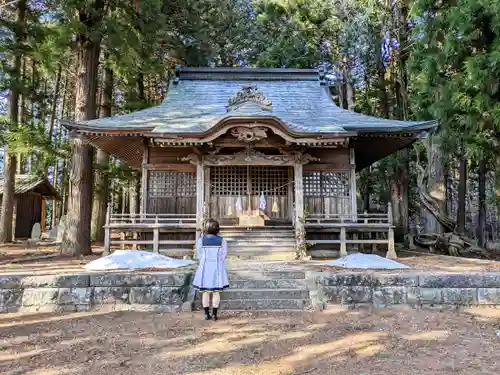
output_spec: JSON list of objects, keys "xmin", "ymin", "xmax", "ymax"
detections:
[{"xmin": 63, "ymin": 67, "xmax": 436, "ymax": 260}]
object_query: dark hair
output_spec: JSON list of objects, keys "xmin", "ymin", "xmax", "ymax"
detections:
[{"xmin": 206, "ymin": 219, "xmax": 220, "ymax": 235}]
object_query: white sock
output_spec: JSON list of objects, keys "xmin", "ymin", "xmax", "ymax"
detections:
[
  {"xmin": 202, "ymin": 292, "xmax": 210, "ymax": 307},
  {"xmin": 212, "ymin": 292, "xmax": 220, "ymax": 308}
]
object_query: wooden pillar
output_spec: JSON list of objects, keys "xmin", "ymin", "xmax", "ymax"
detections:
[
  {"xmin": 386, "ymin": 202, "xmax": 397, "ymax": 259},
  {"xmin": 196, "ymin": 162, "xmax": 205, "ymax": 241},
  {"xmin": 340, "ymin": 226, "xmax": 347, "ymax": 257},
  {"xmin": 41, "ymin": 199, "xmax": 46, "ymax": 233},
  {"xmin": 349, "ymin": 148, "xmax": 358, "ymax": 220},
  {"xmin": 140, "ymin": 144, "xmax": 149, "ymax": 214},
  {"xmin": 104, "ymin": 204, "xmax": 111, "ymax": 255},
  {"xmin": 153, "ymin": 216, "xmax": 159, "ymax": 253},
  {"xmin": 294, "ymin": 163, "xmax": 304, "ymax": 246}
]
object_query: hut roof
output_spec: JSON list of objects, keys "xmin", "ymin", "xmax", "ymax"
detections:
[{"xmin": 0, "ymin": 175, "xmax": 60, "ymax": 199}]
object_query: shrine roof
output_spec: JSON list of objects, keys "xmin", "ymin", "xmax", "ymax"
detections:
[{"xmin": 69, "ymin": 67, "xmax": 436, "ymax": 135}]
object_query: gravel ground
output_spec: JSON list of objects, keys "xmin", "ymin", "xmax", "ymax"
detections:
[
  {"xmin": 1, "ymin": 307, "xmax": 499, "ymax": 375},
  {"xmin": 2, "ymin": 253, "xmax": 500, "ymax": 275}
]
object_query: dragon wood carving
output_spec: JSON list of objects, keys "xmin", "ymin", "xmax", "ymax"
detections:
[{"xmin": 230, "ymin": 126, "xmax": 268, "ymax": 142}]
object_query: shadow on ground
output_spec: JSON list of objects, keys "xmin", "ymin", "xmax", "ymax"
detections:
[{"xmin": 0, "ymin": 306, "xmax": 499, "ymax": 375}]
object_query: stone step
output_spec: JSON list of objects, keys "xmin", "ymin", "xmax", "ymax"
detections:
[
  {"xmin": 221, "ymin": 232, "xmax": 296, "ymax": 239},
  {"xmin": 221, "ymin": 289, "xmax": 309, "ymax": 300},
  {"xmin": 228, "ymin": 270, "xmax": 306, "ymax": 280},
  {"xmin": 227, "ymin": 241, "xmax": 296, "ymax": 248},
  {"xmin": 220, "ymin": 298, "xmax": 308, "ymax": 311},
  {"xmin": 229, "ymin": 279, "xmax": 306, "ymax": 289},
  {"xmin": 227, "ymin": 252, "xmax": 296, "ymax": 261}
]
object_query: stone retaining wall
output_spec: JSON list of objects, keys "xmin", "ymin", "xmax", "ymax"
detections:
[
  {"xmin": 0, "ymin": 272, "xmax": 193, "ymax": 313},
  {"xmin": 315, "ymin": 272, "xmax": 500, "ymax": 308},
  {"xmin": 3, "ymin": 270, "xmax": 500, "ymax": 314}
]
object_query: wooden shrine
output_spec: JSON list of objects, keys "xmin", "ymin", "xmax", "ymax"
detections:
[{"xmin": 63, "ymin": 67, "xmax": 436, "ymax": 259}]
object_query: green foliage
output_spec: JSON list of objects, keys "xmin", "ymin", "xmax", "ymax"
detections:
[{"xmin": 409, "ymin": 0, "xmax": 500, "ymax": 164}]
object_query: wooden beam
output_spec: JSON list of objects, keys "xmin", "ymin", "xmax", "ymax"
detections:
[
  {"xmin": 140, "ymin": 145, "xmax": 149, "ymax": 214},
  {"xmin": 196, "ymin": 163, "xmax": 205, "ymax": 241},
  {"xmin": 294, "ymin": 163, "xmax": 304, "ymax": 247},
  {"xmin": 41, "ymin": 199, "xmax": 46, "ymax": 233},
  {"xmin": 104, "ymin": 204, "xmax": 111, "ymax": 255},
  {"xmin": 146, "ymin": 163, "xmax": 196, "ymax": 172},
  {"xmin": 340, "ymin": 227, "xmax": 347, "ymax": 257},
  {"xmin": 349, "ymin": 148, "xmax": 357, "ymax": 219}
]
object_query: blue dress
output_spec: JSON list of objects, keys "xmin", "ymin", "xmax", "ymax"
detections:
[{"xmin": 192, "ymin": 234, "xmax": 229, "ymax": 292}]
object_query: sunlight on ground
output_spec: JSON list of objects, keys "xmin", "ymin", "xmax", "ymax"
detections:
[{"xmin": 0, "ymin": 309, "xmax": 499, "ymax": 374}]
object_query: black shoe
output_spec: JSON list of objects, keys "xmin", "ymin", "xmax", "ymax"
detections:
[
  {"xmin": 212, "ymin": 308, "xmax": 218, "ymax": 321},
  {"xmin": 204, "ymin": 307, "xmax": 212, "ymax": 320}
]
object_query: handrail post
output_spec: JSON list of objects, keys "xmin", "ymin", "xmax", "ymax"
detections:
[
  {"xmin": 386, "ymin": 202, "xmax": 397, "ymax": 259},
  {"xmin": 153, "ymin": 216, "xmax": 159, "ymax": 253},
  {"xmin": 340, "ymin": 226, "xmax": 347, "ymax": 257},
  {"xmin": 104, "ymin": 204, "xmax": 111, "ymax": 255}
]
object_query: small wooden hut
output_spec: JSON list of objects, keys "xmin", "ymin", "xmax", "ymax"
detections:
[{"xmin": 0, "ymin": 175, "xmax": 60, "ymax": 239}]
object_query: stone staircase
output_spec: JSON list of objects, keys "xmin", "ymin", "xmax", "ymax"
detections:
[
  {"xmin": 195, "ymin": 269, "xmax": 311, "ymax": 311},
  {"xmin": 220, "ymin": 227, "xmax": 297, "ymax": 261}
]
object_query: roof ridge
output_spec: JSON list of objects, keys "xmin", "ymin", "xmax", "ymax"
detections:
[{"xmin": 177, "ymin": 66, "xmax": 320, "ymax": 82}]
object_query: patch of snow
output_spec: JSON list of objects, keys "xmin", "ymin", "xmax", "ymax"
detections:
[
  {"xmin": 84, "ymin": 250, "xmax": 196, "ymax": 271},
  {"xmin": 323, "ymin": 253, "xmax": 410, "ymax": 269}
]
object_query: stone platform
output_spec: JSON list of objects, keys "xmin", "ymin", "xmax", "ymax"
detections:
[{"xmin": 2, "ymin": 259, "xmax": 500, "ymax": 313}]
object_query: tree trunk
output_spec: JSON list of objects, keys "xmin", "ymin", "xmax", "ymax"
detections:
[
  {"xmin": 91, "ymin": 60, "xmax": 112, "ymax": 242},
  {"xmin": 390, "ymin": 179, "xmax": 402, "ymax": 226},
  {"xmin": 51, "ymin": 67, "xmax": 70, "ymax": 228},
  {"xmin": 423, "ymin": 136, "xmax": 447, "ymax": 234},
  {"xmin": 456, "ymin": 155, "xmax": 467, "ymax": 234},
  {"xmin": 60, "ymin": 3, "xmax": 104, "ymax": 256},
  {"xmin": 48, "ymin": 64, "xmax": 62, "ymax": 142},
  {"xmin": 401, "ymin": 149, "xmax": 410, "ymax": 234},
  {"xmin": 478, "ymin": 158, "xmax": 487, "ymax": 247},
  {"xmin": 376, "ymin": 35, "xmax": 389, "ymax": 118},
  {"xmin": 344, "ymin": 64, "xmax": 355, "ymax": 111},
  {"xmin": 0, "ymin": 0, "xmax": 26, "ymax": 243}
]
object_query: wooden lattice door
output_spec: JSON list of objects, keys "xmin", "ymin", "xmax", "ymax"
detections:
[
  {"xmin": 147, "ymin": 171, "xmax": 196, "ymax": 214},
  {"xmin": 209, "ymin": 166, "xmax": 293, "ymax": 222}
]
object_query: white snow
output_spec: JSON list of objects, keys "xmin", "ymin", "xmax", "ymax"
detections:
[
  {"xmin": 323, "ymin": 253, "xmax": 410, "ymax": 269},
  {"xmin": 84, "ymin": 250, "xmax": 196, "ymax": 271}
]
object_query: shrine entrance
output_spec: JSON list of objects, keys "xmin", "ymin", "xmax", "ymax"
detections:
[{"xmin": 209, "ymin": 165, "xmax": 294, "ymax": 225}]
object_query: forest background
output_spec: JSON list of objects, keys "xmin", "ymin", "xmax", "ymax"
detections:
[{"xmin": 1, "ymin": 0, "xmax": 499, "ymax": 255}]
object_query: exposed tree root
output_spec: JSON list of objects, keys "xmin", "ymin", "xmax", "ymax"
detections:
[{"xmin": 414, "ymin": 147, "xmax": 491, "ymax": 259}]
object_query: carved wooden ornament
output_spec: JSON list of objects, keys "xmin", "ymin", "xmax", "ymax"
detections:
[
  {"xmin": 202, "ymin": 148, "xmax": 318, "ymax": 166},
  {"xmin": 227, "ymin": 85, "xmax": 272, "ymax": 112},
  {"xmin": 230, "ymin": 126, "xmax": 268, "ymax": 142}
]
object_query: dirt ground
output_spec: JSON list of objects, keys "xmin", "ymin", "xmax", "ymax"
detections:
[{"xmin": 0, "ymin": 307, "xmax": 499, "ymax": 375}]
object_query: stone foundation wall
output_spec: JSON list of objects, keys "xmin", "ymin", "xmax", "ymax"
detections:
[
  {"xmin": 0, "ymin": 272, "xmax": 193, "ymax": 313},
  {"xmin": 315, "ymin": 272, "xmax": 500, "ymax": 308}
]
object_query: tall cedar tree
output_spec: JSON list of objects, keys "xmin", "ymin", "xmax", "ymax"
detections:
[
  {"xmin": 410, "ymin": 0, "xmax": 500, "ymax": 245},
  {"xmin": 0, "ymin": 0, "xmax": 27, "ymax": 243},
  {"xmin": 60, "ymin": 1, "xmax": 105, "ymax": 255}
]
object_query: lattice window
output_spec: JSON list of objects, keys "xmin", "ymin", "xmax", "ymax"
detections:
[
  {"xmin": 148, "ymin": 171, "xmax": 196, "ymax": 197},
  {"xmin": 250, "ymin": 166, "xmax": 289, "ymax": 196},
  {"xmin": 303, "ymin": 171, "xmax": 350, "ymax": 197},
  {"xmin": 210, "ymin": 166, "xmax": 247, "ymax": 196}
]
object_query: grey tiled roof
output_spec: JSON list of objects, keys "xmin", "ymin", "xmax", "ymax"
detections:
[
  {"xmin": 0, "ymin": 174, "xmax": 60, "ymax": 199},
  {"xmin": 81, "ymin": 68, "xmax": 435, "ymax": 134}
]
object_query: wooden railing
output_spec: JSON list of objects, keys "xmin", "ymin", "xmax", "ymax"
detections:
[
  {"xmin": 304, "ymin": 204, "xmax": 396, "ymax": 258},
  {"xmin": 108, "ymin": 213, "xmax": 197, "ymax": 226},
  {"xmin": 103, "ymin": 211, "xmax": 197, "ymax": 255}
]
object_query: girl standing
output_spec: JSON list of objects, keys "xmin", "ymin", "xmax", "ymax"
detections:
[{"xmin": 192, "ymin": 219, "xmax": 229, "ymax": 320}]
